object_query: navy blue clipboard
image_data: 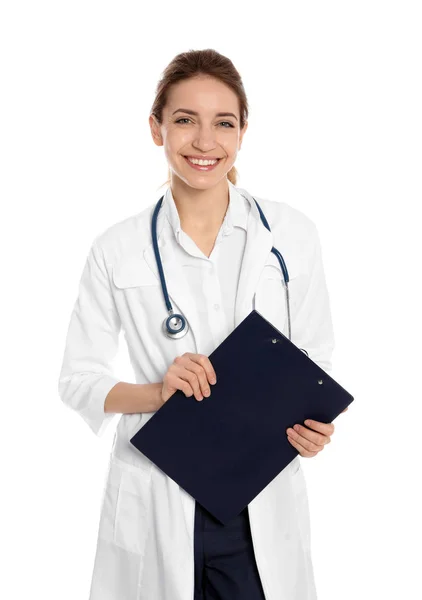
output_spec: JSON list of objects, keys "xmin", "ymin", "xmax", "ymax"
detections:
[{"xmin": 130, "ymin": 309, "xmax": 354, "ymax": 524}]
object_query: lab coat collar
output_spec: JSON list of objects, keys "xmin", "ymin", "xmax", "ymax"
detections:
[{"xmin": 143, "ymin": 181, "xmax": 274, "ymax": 353}]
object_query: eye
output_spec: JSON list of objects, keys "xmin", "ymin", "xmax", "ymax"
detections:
[{"xmin": 175, "ymin": 118, "xmax": 234, "ymax": 128}]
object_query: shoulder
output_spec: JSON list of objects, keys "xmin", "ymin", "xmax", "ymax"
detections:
[
  {"xmin": 90, "ymin": 202, "xmax": 157, "ymax": 263},
  {"xmin": 251, "ymin": 194, "xmax": 319, "ymax": 244},
  {"xmin": 249, "ymin": 193, "xmax": 323, "ymax": 277}
]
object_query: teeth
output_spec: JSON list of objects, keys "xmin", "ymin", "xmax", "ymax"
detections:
[{"xmin": 187, "ymin": 157, "xmax": 218, "ymax": 166}]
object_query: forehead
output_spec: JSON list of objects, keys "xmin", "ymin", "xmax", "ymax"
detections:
[{"xmin": 165, "ymin": 76, "xmax": 239, "ymax": 113}]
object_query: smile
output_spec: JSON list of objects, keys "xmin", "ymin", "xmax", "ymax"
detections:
[{"xmin": 183, "ymin": 156, "xmax": 222, "ymax": 171}]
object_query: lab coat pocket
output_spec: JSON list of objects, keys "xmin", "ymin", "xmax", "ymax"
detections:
[
  {"xmin": 112, "ymin": 257, "xmax": 159, "ymax": 288},
  {"xmin": 111, "ymin": 457, "xmax": 151, "ymax": 555},
  {"xmin": 112, "ymin": 258, "xmax": 164, "ymax": 335},
  {"xmin": 290, "ymin": 460, "xmax": 312, "ymax": 551},
  {"xmin": 256, "ymin": 262, "xmax": 300, "ymax": 335}
]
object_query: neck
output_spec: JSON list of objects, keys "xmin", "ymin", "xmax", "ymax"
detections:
[{"xmin": 170, "ymin": 177, "xmax": 230, "ymax": 233}]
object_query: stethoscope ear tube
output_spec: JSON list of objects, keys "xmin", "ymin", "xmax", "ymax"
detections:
[
  {"xmin": 252, "ymin": 195, "xmax": 291, "ymax": 340},
  {"xmin": 151, "ymin": 197, "xmax": 171, "ymax": 313},
  {"xmin": 152, "ymin": 190, "xmax": 292, "ymax": 341},
  {"xmin": 152, "ymin": 197, "xmax": 191, "ymax": 339}
]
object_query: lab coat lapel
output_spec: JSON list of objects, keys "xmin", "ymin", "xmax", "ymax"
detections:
[{"xmin": 234, "ymin": 194, "xmax": 274, "ymax": 328}]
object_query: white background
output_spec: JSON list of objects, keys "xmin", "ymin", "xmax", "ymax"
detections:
[{"xmin": 1, "ymin": 1, "xmax": 421, "ymax": 598}]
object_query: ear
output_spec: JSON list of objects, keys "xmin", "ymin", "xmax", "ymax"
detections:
[{"xmin": 149, "ymin": 115, "xmax": 163, "ymax": 147}]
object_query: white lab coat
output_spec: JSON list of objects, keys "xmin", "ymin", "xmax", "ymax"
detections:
[{"xmin": 58, "ymin": 181, "xmax": 335, "ymax": 600}]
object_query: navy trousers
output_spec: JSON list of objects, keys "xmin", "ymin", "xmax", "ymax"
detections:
[{"xmin": 193, "ymin": 500, "xmax": 266, "ymax": 600}]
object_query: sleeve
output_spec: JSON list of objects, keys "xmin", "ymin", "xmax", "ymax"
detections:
[
  {"xmin": 57, "ymin": 239, "xmax": 122, "ymax": 437},
  {"xmin": 290, "ymin": 222, "xmax": 336, "ymax": 374}
]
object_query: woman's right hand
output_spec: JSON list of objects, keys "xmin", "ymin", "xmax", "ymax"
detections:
[{"xmin": 161, "ymin": 353, "xmax": 217, "ymax": 404}]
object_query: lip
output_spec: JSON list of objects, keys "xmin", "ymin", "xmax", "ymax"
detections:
[
  {"xmin": 183, "ymin": 155, "xmax": 222, "ymax": 172},
  {"xmin": 183, "ymin": 154, "xmax": 223, "ymax": 160}
]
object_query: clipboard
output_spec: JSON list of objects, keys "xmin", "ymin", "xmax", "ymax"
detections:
[{"xmin": 130, "ymin": 309, "xmax": 354, "ymax": 524}]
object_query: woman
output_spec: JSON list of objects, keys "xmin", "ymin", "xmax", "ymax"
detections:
[{"xmin": 58, "ymin": 48, "xmax": 340, "ymax": 600}]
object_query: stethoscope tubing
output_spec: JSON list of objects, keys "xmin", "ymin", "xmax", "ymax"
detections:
[{"xmin": 152, "ymin": 190, "xmax": 292, "ymax": 341}]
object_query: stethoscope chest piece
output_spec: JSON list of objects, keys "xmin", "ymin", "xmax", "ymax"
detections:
[{"xmin": 162, "ymin": 311, "xmax": 190, "ymax": 339}]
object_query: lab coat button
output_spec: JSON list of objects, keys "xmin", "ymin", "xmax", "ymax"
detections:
[{"xmin": 213, "ymin": 304, "xmax": 220, "ymax": 311}]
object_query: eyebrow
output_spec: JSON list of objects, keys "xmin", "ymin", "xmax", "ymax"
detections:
[{"xmin": 172, "ymin": 108, "xmax": 238, "ymax": 121}]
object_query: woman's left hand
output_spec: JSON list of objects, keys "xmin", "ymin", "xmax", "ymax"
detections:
[{"xmin": 286, "ymin": 407, "xmax": 348, "ymax": 457}]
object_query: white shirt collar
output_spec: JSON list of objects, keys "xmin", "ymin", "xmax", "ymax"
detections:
[{"xmin": 163, "ymin": 180, "xmax": 249, "ymax": 243}]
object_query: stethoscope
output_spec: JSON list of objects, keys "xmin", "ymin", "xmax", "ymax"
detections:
[{"xmin": 151, "ymin": 188, "xmax": 292, "ymax": 343}]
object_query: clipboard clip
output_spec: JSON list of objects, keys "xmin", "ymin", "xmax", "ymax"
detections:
[{"xmin": 270, "ymin": 338, "xmax": 309, "ymax": 358}]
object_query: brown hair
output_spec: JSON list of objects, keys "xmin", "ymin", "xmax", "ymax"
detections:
[{"xmin": 150, "ymin": 49, "xmax": 248, "ymax": 188}]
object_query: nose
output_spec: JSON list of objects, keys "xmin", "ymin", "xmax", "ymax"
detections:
[{"xmin": 192, "ymin": 124, "xmax": 218, "ymax": 150}]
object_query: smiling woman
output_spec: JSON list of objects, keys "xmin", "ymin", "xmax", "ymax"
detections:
[
  {"xmin": 58, "ymin": 47, "xmax": 338, "ymax": 600},
  {"xmin": 149, "ymin": 50, "xmax": 248, "ymax": 195}
]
